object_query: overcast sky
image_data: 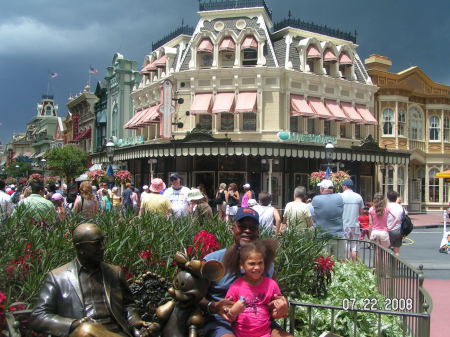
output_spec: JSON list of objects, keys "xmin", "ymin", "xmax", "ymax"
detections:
[{"xmin": 1, "ymin": 0, "xmax": 449, "ymax": 145}]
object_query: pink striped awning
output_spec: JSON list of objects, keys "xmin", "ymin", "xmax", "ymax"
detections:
[
  {"xmin": 341, "ymin": 102, "xmax": 364, "ymax": 123},
  {"xmin": 154, "ymin": 55, "xmax": 167, "ymax": 68},
  {"xmin": 307, "ymin": 45, "xmax": 321, "ymax": 59},
  {"xmin": 190, "ymin": 93, "xmax": 213, "ymax": 115},
  {"xmin": 339, "ymin": 53, "xmax": 352, "ymax": 65},
  {"xmin": 241, "ymin": 36, "xmax": 257, "ymax": 50},
  {"xmin": 212, "ymin": 92, "xmax": 235, "ymax": 113},
  {"xmin": 323, "ymin": 49, "xmax": 337, "ymax": 62},
  {"xmin": 140, "ymin": 61, "xmax": 157, "ymax": 73},
  {"xmin": 124, "ymin": 109, "xmax": 149, "ymax": 129},
  {"xmin": 324, "ymin": 100, "xmax": 348, "ymax": 121},
  {"xmin": 235, "ymin": 92, "xmax": 257, "ymax": 113},
  {"xmin": 136, "ymin": 105, "xmax": 161, "ymax": 127},
  {"xmin": 290, "ymin": 95, "xmax": 315, "ymax": 117},
  {"xmin": 198, "ymin": 39, "xmax": 214, "ymax": 53},
  {"xmin": 219, "ymin": 37, "xmax": 235, "ymax": 51},
  {"xmin": 356, "ymin": 105, "xmax": 378, "ymax": 125},
  {"xmin": 308, "ymin": 97, "xmax": 333, "ymax": 119}
]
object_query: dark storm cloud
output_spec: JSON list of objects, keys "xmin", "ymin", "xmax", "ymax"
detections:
[{"xmin": 1, "ymin": 0, "xmax": 449, "ymax": 144}]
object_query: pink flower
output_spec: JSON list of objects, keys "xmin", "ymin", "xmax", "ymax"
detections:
[{"xmin": 0, "ymin": 292, "xmax": 6, "ymax": 304}]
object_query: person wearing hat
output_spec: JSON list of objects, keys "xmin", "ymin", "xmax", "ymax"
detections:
[
  {"xmin": 0, "ymin": 180, "xmax": 14, "ymax": 222},
  {"xmin": 31, "ymin": 223, "xmax": 158, "ymax": 337},
  {"xmin": 339, "ymin": 179, "xmax": 364, "ymax": 261},
  {"xmin": 140, "ymin": 185, "xmax": 151, "ymax": 203},
  {"xmin": 139, "ymin": 178, "xmax": 172, "ymax": 216},
  {"xmin": 240, "ymin": 183, "xmax": 254, "ymax": 208},
  {"xmin": 163, "ymin": 173, "xmax": 190, "ymax": 217},
  {"xmin": 51, "ymin": 192, "xmax": 67, "ymax": 222},
  {"xmin": 200, "ymin": 207, "xmax": 292, "ymax": 337},
  {"xmin": 312, "ymin": 179, "xmax": 344, "ymax": 255},
  {"xmin": 188, "ymin": 188, "xmax": 213, "ymax": 219}
]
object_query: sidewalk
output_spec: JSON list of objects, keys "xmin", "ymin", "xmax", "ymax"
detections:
[{"xmin": 409, "ymin": 212, "xmax": 447, "ymax": 228}]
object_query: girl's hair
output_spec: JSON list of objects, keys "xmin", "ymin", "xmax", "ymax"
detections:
[
  {"xmin": 79, "ymin": 181, "xmax": 94, "ymax": 200},
  {"xmin": 373, "ymin": 193, "xmax": 386, "ymax": 216},
  {"xmin": 223, "ymin": 239, "xmax": 278, "ymax": 275},
  {"xmin": 228, "ymin": 183, "xmax": 237, "ymax": 192},
  {"xmin": 219, "ymin": 183, "xmax": 227, "ymax": 190}
]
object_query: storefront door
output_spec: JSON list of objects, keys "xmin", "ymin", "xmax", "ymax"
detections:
[
  {"xmin": 262, "ymin": 172, "xmax": 282, "ymax": 208},
  {"xmin": 193, "ymin": 171, "xmax": 215, "ymax": 199},
  {"xmin": 360, "ymin": 176, "xmax": 372, "ymax": 204},
  {"xmin": 218, "ymin": 172, "xmax": 247, "ymax": 196}
]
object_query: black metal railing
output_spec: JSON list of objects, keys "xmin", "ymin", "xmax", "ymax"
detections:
[
  {"xmin": 152, "ymin": 25, "xmax": 195, "ymax": 51},
  {"xmin": 199, "ymin": 0, "xmax": 272, "ymax": 19},
  {"xmin": 285, "ymin": 239, "xmax": 431, "ymax": 337},
  {"xmin": 274, "ymin": 18, "xmax": 357, "ymax": 43}
]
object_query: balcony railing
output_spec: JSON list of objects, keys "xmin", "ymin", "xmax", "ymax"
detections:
[
  {"xmin": 199, "ymin": 0, "xmax": 272, "ymax": 19},
  {"xmin": 409, "ymin": 140, "xmax": 426, "ymax": 152},
  {"xmin": 274, "ymin": 18, "xmax": 357, "ymax": 43},
  {"xmin": 152, "ymin": 25, "xmax": 195, "ymax": 51}
]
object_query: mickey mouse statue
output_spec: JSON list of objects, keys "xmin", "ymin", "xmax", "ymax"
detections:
[{"xmin": 155, "ymin": 251, "xmax": 224, "ymax": 337}]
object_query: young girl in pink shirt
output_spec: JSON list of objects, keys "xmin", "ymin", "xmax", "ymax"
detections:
[
  {"xmin": 369, "ymin": 193, "xmax": 399, "ymax": 248},
  {"xmin": 224, "ymin": 240, "xmax": 285, "ymax": 337}
]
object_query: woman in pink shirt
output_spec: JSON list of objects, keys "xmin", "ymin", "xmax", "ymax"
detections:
[
  {"xmin": 369, "ymin": 193, "xmax": 399, "ymax": 248},
  {"xmin": 224, "ymin": 239, "xmax": 285, "ymax": 337}
]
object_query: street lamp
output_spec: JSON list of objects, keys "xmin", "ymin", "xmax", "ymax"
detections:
[
  {"xmin": 106, "ymin": 139, "xmax": 115, "ymax": 164},
  {"xmin": 148, "ymin": 158, "xmax": 157, "ymax": 180},
  {"xmin": 325, "ymin": 140, "xmax": 335, "ymax": 170},
  {"xmin": 40, "ymin": 158, "xmax": 47, "ymax": 178},
  {"xmin": 261, "ymin": 158, "xmax": 274, "ymax": 194}
]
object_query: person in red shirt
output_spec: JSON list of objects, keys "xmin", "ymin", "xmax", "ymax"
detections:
[{"xmin": 359, "ymin": 206, "xmax": 370, "ymax": 240}]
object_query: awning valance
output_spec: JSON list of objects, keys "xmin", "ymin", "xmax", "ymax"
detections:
[
  {"xmin": 136, "ymin": 105, "xmax": 161, "ymax": 127},
  {"xmin": 219, "ymin": 37, "xmax": 235, "ymax": 52},
  {"xmin": 154, "ymin": 55, "xmax": 167, "ymax": 68},
  {"xmin": 307, "ymin": 45, "xmax": 321, "ymax": 59},
  {"xmin": 198, "ymin": 39, "xmax": 214, "ymax": 53},
  {"xmin": 325, "ymin": 100, "xmax": 348, "ymax": 121},
  {"xmin": 339, "ymin": 53, "xmax": 352, "ymax": 65},
  {"xmin": 140, "ymin": 61, "xmax": 157, "ymax": 73},
  {"xmin": 341, "ymin": 102, "xmax": 363, "ymax": 123},
  {"xmin": 356, "ymin": 105, "xmax": 378, "ymax": 125},
  {"xmin": 212, "ymin": 92, "xmax": 235, "ymax": 113},
  {"xmin": 308, "ymin": 97, "xmax": 333, "ymax": 119},
  {"xmin": 323, "ymin": 49, "xmax": 337, "ymax": 62},
  {"xmin": 436, "ymin": 170, "xmax": 450, "ymax": 179},
  {"xmin": 241, "ymin": 36, "xmax": 257, "ymax": 50},
  {"xmin": 290, "ymin": 95, "xmax": 315, "ymax": 117},
  {"xmin": 190, "ymin": 93, "xmax": 213, "ymax": 115},
  {"xmin": 124, "ymin": 108, "xmax": 149, "ymax": 129},
  {"xmin": 72, "ymin": 128, "xmax": 91, "ymax": 142},
  {"xmin": 235, "ymin": 92, "xmax": 257, "ymax": 113}
]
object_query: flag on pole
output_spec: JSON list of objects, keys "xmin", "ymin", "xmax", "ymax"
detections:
[
  {"xmin": 50, "ymin": 72, "xmax": 58, "ymax": 78},
  {"xmin": 89, "ymin": 66, "xmax": 98, "ymax": 74}
]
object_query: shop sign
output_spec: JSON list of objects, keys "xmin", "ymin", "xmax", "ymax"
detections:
[
  {"xmin": 117, "ymin": 135, "xmax": 144, "ymax": 147},
  {"xmin": 277, "ymin": 131, "xmax": 337, "ymax": 145}
]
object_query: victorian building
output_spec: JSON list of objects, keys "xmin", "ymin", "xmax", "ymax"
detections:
[
  {"xmin": 93, "ymin": 0, "xmax": 409, "ymax": 206},
  {"xmin": 366, "ymin": 54, "xmax": 450, "ymax": 212}
]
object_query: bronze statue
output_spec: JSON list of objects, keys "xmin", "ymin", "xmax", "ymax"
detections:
[
  {"xmin": 155, "ymin": 251, "xmax": 224, "ymax": 337},
  {"xmin": 31, "ymin": 223, "xmax": 159, "ymax": 337}
]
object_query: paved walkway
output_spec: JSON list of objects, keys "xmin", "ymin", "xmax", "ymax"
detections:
[{"xmin": 409, "ymin": 212, "xmax": 448, "ymax": 228}]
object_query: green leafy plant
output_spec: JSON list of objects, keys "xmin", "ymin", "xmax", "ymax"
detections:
[{"xmin": 45, "ymin": 145, "xmax": 88, "ymax": 183}]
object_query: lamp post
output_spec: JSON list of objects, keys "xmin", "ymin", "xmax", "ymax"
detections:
[
  {"xmin": 40, "ymin": 159, "xmax": 47, "ymax": 178},
  {"xmin": 106, "ymin": 139, "xmax": 115, "ymax": 164},
  {"xmin": 148, "ymin": 158, "xmax": 157, "ymax": 180},
  {"xmin": 261, "ymin": 158, "xmax": 277, "ymax": 195},
  {"xmin": 325, "ymin": 140, "xmax": 335, "ymax": 171}
]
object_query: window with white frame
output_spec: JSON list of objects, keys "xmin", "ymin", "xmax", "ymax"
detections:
[
  {"xmin": 354, "ymin": 124, "xmax": 361, "ymax": 139},
  {"xmin": 397, "ymin": 166, "xmax": 405, "ymax": 201},
  {"xmin": 409, "ymin": 107, "xmax": 423, "ymax": 140},
  {"xmin": 242, "ymin": 113, "xmax": 256, "ymax": 131},
  {"xmin": 340, "ymin": 123, "xmax": 348, "ymax": 138},
  {"xmin": 429, "ymin": 116, "xmax": 440, "ymax": 141},
  {"xmin": 444, "ymin": 167, "xmax": 450, "ymax": 203},
  {"xmin": 220, "ymin": 51, "xmax": 235, "ymax": 67},
  {"xmin": 429, "ymin": 168, "xmax": 439, "ymax": 202},
  {"xmin": 324, "ymin": 120, "xmax": 332, "ymax": 136},
  {"xmin": 220, "ymin": 113, "xmax": 234, "ymax": 131},
  {"xmin": 290, "ymin": 116, "xmax": 299, "ymax": 132},
  {"xmin": 398, "ymin": 109, "xmax": 406, "ymax": 136},
  {"xmin": 242, "ymin": 49, "xmax": 257, "ymax": 66},
  {"xmin": 198, "ymin": 53, "xmax": 213, "ymax": 68},
  {"xmin": 198, "ymin": 114, "xmax": 212, "ymax": 131},
  {"xmin": 307, "ymin": 118, "xmax": 315, "ymax": 134},
  {"xmin": 444, "ymin": 116, "xmax": 450, "ymax": 142},
  {"xmin": 382, "ymin": 108, "xmax": 394, "ymax": 135},
  {"xmin": 387, "ymin": 166, "xmax": 394, "ymax": 192}
]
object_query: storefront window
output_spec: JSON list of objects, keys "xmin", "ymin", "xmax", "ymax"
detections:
[
  {"xmin": 242, "ymin": 113, "xmax": 256, "ymax": 131},
  {"xmin": 429, "ymin": 116, "xmax": 440, "ymax": 141},
  {"xmin": 307, "ymin": 118, "xmax": 315, "ymax": 134},
  {"xmin": 444, "ymin": 116, "xmax": 450, "ymax": 142},
  {"xmin": 324, "ymin": 120, "xmax": 331, "ymax": 136},
  {"xmin": 409, "ymin": 107, "xmax": 423, "ymax": 140},
  {"xmin": 198, "ymin": 114, "xmax": 212, "ymax": 131},
  {"xmin": 340, "ymin": 124, "xmax": 348, "ymax": 138},
  {"xmin": 429, "ymin": 168, "xmax": 439, "ymax": 203},
  {"xmin": 387, "ymin": 166, "xmax": 394, "ymax": 192},
  {"xmin": 382, "ymin": 108, "xmax": 394, "ymax": 135},
  {"xmin": 290, "ymin": 116, "xmax": 299, "ymax": 132},
  {"xmin": 354, "ymin": 124, "xmax": 361, "ymax": 139},
  {"xmin": 398, "ymin": 109, "xmax": 406, "ymax": 136},
  {"xmin": 220, "ymin": 113, "xmax": 234, "ymax": 131},
  {"xmin": 397, "ymin": 166, "xmax": 405, "ymax": 201}
]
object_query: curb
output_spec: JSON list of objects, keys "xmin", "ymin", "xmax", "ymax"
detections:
[{"xmin": 416, "ymin": 224, "xmax": 445, "ymax": 229}]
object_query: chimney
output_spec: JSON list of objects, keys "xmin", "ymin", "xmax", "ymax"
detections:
[{"xmin": 364, "ymin": 54, "xmax": 392, "ymax": 72}]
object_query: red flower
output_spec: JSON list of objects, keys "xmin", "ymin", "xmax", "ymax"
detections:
[
  {"xmin": 0, "ymin": 292, "xmax": 6, "ymax": 304},
  {"xmin": 188, "ymin": 230, "xmax": 220, "ymax": 259},
  {"xmin": 120, "ymin": 266, "xmax": 134, "ymax": 281},
  {"xmin": 25, "ymin": 243, "xmax": 32, "ymax": 251},
  {"xmin": 314, "ymin": 255, "xmax": 334, "ymax": 273},
  {"xmin": 8, "ymin": 304, "xmax": 27, "ymax": 312},
  {"xmin": 139, "ymin": 249, "xmax": 159, "ymax": 265}
]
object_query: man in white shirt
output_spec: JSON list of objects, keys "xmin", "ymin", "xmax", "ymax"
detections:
[
  {"xmin": 340, "ymin": 179, "xmax": 364, "ymax": 261},
  {"xmin": 281, "ymin": 186, "xmax": 312, "ymax": 233},
  {"xmin": 163, "ymin": 173, "xmax": 191, "ymax": 217},
  {"xmin": 0, "ymin": 180, "xmax": 14, "ymax": 222},
  {"xmin": 140, "ymin": 185, "xmax": 152, "ymax": 203},
  {"xmin": 387, "ymin": 190, "xmax": 405, "ymax": 257}
]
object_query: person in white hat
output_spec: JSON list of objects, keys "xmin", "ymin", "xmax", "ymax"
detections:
[
  {"xmin": 140, "ymin": 185, "xmax": 151, "ymax": 203},
  {"xmin": 188, "ymin": 188, "xmax": 213, "ymax": 219},
  {"xmin": 240, "ymin": 183, "xmax": 254, "ymax": 208}
]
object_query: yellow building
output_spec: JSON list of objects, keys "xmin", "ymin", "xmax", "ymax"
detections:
[{"xmin": 366, "ymin": 54, "xmax": 450, "ymax": 212}]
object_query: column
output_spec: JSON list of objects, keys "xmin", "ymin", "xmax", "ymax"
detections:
[
  {"xmin": 439, "ymin": 163, "xmax": 444, "ymax": 204},
  {"xmin": 425, "ymin": 164, "xmax": 430, "ymax": 207},
  {"xmin": 395, "ymin": 101, "xmax": 399, "ymax": 149},
  {"xmin": 393, "ymin": 164, "xmax": 398, "ymax": 194},
  {"xmin": 404, "ymin": 162, "xmax": 409, "ymax": 206}
]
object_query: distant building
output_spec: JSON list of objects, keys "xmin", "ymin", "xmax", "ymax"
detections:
[
  {"xmin": 366, "ymin": 54, "xmax": 450, "ymax": 212},
  {"xmin": 93, "ymin": 0, "xmax": 409, "ymax": 206}
]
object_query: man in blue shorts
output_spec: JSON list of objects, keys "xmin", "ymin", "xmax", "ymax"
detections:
[{"xmin": 200, "ymin": 207, "xmax": 292, "ymax": 337}]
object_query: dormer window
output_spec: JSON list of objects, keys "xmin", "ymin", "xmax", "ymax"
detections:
[
  {"xmin": 323, "ymin": 48, "xmax": 338, "ymax": 77},
  {"xmin": 197, "ymin": 38, "xmax": 214, "ymax": 68},
  {"xmin": 339, "ymin": 52, "xmax": 353, "ymax": 79},
  {"xmin": 219, "ymin": 37, "xmax": 235, "ymax": 67},
  {"xmin": 306, "ymin": 45, "xmax": 321, "ymax": 73},
  {"xmin": 241, "ymin": 36, "xmax": 258, "ymax": 66}
]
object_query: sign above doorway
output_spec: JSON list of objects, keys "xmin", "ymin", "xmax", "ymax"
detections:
[{"xmin": 277, "ymin": 131, "xmax": 337, "ymax": 145}]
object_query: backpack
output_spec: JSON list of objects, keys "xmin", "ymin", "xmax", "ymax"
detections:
[{"xmin": 400, "ymin": 208, "xmax": 413, "ymax": 237}]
